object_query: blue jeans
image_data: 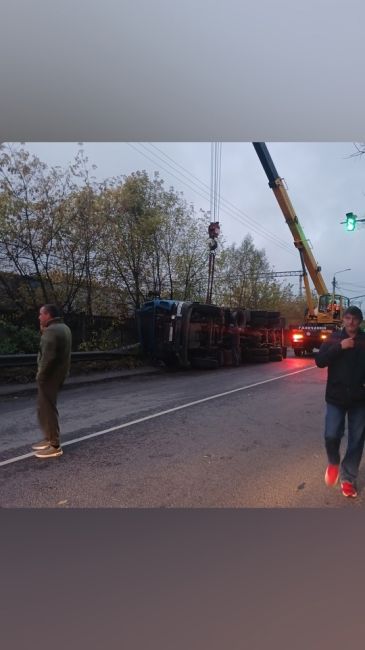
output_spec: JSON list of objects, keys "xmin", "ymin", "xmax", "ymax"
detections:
[{"xmin": 324, "ymin": 403, "xmax": 365, "ymax": 483}]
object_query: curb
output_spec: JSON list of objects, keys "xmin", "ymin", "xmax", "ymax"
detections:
[{"xmin": 0, "ymin": 367, "xmax": 163, "ymax": 398}]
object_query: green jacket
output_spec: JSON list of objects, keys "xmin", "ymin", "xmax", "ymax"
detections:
[{"xmin": 37, "ymin": 318, "xmax": 72, "ymax": 384}]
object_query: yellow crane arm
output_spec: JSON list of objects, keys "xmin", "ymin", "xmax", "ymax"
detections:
[{"xmin": 253, "ymin": 143, "xmax": 328, "ymax": 297}]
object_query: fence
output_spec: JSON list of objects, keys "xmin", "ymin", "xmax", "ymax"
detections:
[{"xmin": 0, "ymin": 310, "xmax": 139, "ymax": 351}]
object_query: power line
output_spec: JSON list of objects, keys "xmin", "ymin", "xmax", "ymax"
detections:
[
  {"xmin": 141, "ymin": 142, "xmax": 295, "ymax": 254},
  {"xmin": 127, "ymin": 142, "xmax": 297, "ymax": 257},
  {"xmin": 148, "ymin": 142, "xmax": 295, "ymax": 252},
  {"xmin": 338, "ymin": 281, "xmax": 365, "ymax": 290}
]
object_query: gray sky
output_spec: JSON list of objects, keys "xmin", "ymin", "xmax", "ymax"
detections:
[{"xmin": 18, "ymin": 141, "xmax": 365, "ymax": 303}]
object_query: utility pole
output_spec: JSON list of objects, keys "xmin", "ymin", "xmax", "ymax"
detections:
[
  {"xmin": 206, "ymin": 222, "xmax": 220, "ymax": 304},
  {"xmin": 332, "ymin": 268, "xmax": 351, "ymax": 300},
  {"xmin": 206, "ymin": 142, "xmax": 222, "ymax": 304}
]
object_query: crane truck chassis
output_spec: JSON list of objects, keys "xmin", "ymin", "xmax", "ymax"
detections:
[
  {"xmin": 137, "ymin": 299, "xmax": 287, "ymax": 369},
  {"xmin": 289, "ymin": 323, "xmax": 333, "ymax": 357}
]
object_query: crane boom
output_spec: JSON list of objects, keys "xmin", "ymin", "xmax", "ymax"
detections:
[
  {"xmin": 251, "ymin": 142, "xmax": 350, "ymax": 354},
  {"xmin": 252, "ymin": 142, "xmax": 328, "ymax": 296}
]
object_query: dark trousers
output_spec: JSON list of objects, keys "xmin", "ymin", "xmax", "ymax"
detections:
[
  {"xmin": 37, "ymin": 380, "xmax": 63, "ymax": 448},
  {"xmin": 324, "ymin": 403, "xmax": 365, "ymax": 483}
]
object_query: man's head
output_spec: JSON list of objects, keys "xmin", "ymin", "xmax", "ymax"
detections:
[
  {"xmin": 343, "ymin": 305, "xmax": 363, "ymax": 336},
  {"xmin": 39, "ymin": 304, "xmax": 60, "ymax": 330}
]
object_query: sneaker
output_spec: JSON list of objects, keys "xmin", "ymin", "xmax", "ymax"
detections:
[
  {"xmin": 325, "ymin": 464, "xmax": 340, "ymax": 487},
  {"xmin": 341, "ymin": 481, "xmax": 357, "ymax": 498},
  {"xmin": 34, "ymin": 445, "xmax": 63, "ymax": 459},
  {"xmin": 32, "ymin": 440, "xmax": 50, "ymax": 451}
]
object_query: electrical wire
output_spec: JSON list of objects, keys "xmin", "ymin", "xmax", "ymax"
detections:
[
  {"xmin": 146, "ymin": 142, "xmax": 296, "ymax": 254},
  {"xmin": 138, "ymin": 142, "xmax": 295, "ymax": 254},
  {"xmin": 147, "ymin": 143, "xmax": 295, "ymax": 249},
  {"xmin": 127, "ymin": 142, "xmax": 297, "ymax": 257}
]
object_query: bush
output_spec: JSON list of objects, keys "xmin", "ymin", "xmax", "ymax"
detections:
[
  {"xmin": 0, "ymin": 319, "xmax": 40, "ymax": 354},
  {"xmin": 77, "ymin": 327, "xmax": 121, "ymax": 351}
]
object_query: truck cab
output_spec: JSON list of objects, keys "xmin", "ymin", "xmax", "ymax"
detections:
[{"xmin": 137, "ymin": 299, "xmax": 224, "ymax": 368}]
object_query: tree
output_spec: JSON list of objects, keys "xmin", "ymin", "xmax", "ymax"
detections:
[
  {"xmin": 213, "ymin": 234, "xmax": 302, "ymax": 314},
  {"xmin": 100, "ymin": 172, "xmax": 210, "ymax": 310},
  {"xmin": 0, "ymin": 144, "xmax": 108, "ymax": 314},
  {"xmin": 100, "ymin": 171, "xmax": 161, "ymax": 310},
  {"xmin": 351, "ymin": 143, "xmax": 365, "ymax": 157},
  {"xmin": 0, "ymin": 144, "xmax": 69, "ymax": 309}
]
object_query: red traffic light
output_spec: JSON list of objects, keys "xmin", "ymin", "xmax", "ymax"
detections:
[{"xmin": 208, "ymin": 222, "xmax": 220, "ymax": 238}]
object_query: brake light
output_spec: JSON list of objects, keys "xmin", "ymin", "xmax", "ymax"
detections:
[
  {"xmin": 320, "ymin": 334, "xmax": 328, "ymax": 340},
  {"xmin": 292, "ymin": 333, "xmax": 304, "ymax": 342}
]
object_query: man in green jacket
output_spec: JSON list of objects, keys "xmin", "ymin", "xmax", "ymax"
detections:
[{"xmin": 33, "ymin": 304, "xmax": 72, "ymax": 458}]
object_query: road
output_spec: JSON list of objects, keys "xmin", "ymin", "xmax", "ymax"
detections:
[{"xmin": 1, "ymin": 354, "xmax": 364, "ymax": 507}]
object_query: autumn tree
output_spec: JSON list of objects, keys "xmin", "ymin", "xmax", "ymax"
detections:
[
  {"xmin": 0, "ymin": 144, "xmax": 108, "ymax": 314},
  {"xmin": 0, "ymin": 144, "xmax": 305, "ymax": 324},
  {"xmin": 0, "ymin": 144, "xmax": 70, "ymax": 309},
  {"xmin": 214, "ymin": 234, "xmax": 299, "ymax": 311},
  {"xmin": 100, "ymin": 171, "xmax": 210, "ymax": 310}
]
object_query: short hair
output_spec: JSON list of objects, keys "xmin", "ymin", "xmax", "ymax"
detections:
[
  {"xmin": 42, "ymin": 304, "xmax": 61, "ymax": 318},
  {"xmin": 344, "ymin": 305, "xmax": 363, "ymax": 321}
]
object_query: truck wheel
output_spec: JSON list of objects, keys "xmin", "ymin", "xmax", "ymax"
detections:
[
  {"xmin": 251, "ymin": 347, "xmax": 270, "ymax": 357},
  {"xmin": 248, "ymin": 348, "xmax": 270, "ymax": 363},
  {"xmin": 163, "ymin": 354, "xmax": 179, "ymax": 369},
  {"xmin": 269, "ymin": 347, "xmax": 283, "ymax": 361},
  {"xmin": 191, "ymin": 357, "xmax": 219, "ymax": 369},
  {"xmin": 217, "ymin": 350, "xmax": 225, "ymax": 367}
]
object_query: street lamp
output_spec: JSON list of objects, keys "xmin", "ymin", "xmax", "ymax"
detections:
[{"xmin": 332, "ymin": 268, "xmax": 351, "ymax": 297}]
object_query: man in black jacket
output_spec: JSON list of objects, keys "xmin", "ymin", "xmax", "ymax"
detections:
[{"xmin": 316, "ymin": 305, "xmax": 365, "ymax": 498}]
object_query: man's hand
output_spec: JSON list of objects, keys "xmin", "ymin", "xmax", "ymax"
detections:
[{"xmin": 341, "ymin": 337, "xmax": 355, "ymax": 350}]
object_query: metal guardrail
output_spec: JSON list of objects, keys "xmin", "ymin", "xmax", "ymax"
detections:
[{"xmin": 0, "ymin": 345, "xmax": 141, "ymax": 368}]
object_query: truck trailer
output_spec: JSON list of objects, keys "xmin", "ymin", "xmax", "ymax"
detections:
[{"xmin": 137, "ymin": 299, "xmax": 286, "ymax": 369}]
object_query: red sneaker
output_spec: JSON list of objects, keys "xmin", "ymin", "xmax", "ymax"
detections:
[
  {"xmin": 325, "ymin": 464, "xmax": 339, "ymax": 487},
  {"xmin": 341, "ymin": 482, "xmax": 357, "ymax": 498}
]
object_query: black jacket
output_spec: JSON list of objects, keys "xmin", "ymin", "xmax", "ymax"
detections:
[{"xmin": 315, "ymin": 328, "xmax": 365, "ymax": 407}]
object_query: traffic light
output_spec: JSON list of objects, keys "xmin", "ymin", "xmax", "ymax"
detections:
[
  {"xmin": 345, "ymin": 212, "xmax": 357, "ymax": 231},
  {"xmin": 208, "ymin": 222, "xmax": 220, "ymax": 238}
]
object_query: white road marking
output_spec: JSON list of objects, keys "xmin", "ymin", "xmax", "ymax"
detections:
[{"xmin": 0, "ymin": 366, "xmax": 317, "ymax": 467}]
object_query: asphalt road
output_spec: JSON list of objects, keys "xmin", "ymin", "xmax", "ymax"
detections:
[{"xmin": 1, "ymin": 355, "xmax": 364, "ymax": 507}]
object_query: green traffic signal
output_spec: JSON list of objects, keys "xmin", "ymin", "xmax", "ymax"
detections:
[{"xmin": 346, "ymin": 212, "xmax": 357, "ymax": 231}]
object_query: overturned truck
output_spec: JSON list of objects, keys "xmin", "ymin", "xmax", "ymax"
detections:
[{"xmin": 137, "ymin": 299, "xmax": 287, "ymax": 369}]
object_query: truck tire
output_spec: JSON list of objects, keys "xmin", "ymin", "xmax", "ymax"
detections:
[
  {"xmin": 251, "ymin": 347, "xmax": 270, "ymax": 357},
  {"xmin": 246, "ymin": 347, "xmax": 270, "ymax": 363},
  {"xmin": 294, "ymin": 349, "xmax": 304, "ymax": 357},
  {"xmin": 163, "ymin": 353, "xmax": 180, "ymax": 369},
  {"xmin": 269, "ymin": 347, "xmax": 283, "ymax": 361},
  {"xmin": 191, "ymin": 357, "xmax": 220, "ymax": 369}
]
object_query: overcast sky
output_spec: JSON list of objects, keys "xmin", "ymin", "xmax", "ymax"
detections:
[{"xmin": 17, "ymin": 141, "xmax": 365, "ymax": 304}]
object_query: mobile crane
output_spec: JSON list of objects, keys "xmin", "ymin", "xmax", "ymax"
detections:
[{"xmin": 252, "ymin": 142, "xmax": 350, "ymax": 356}]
